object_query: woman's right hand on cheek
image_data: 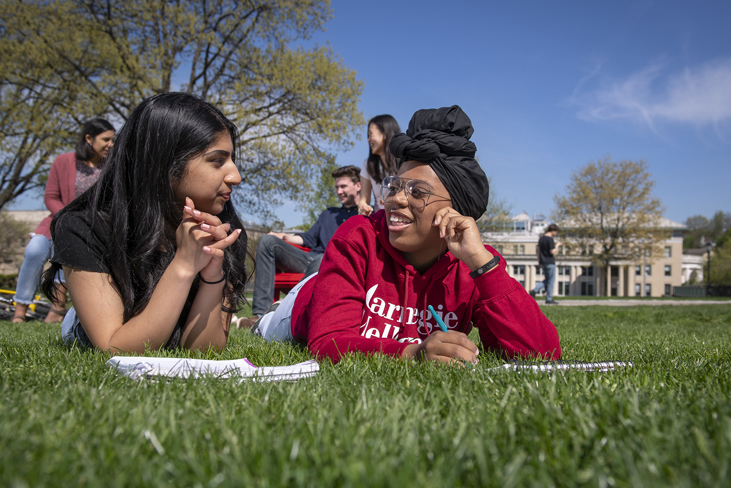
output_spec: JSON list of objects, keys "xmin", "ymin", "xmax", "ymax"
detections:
[{"xmin": 402, "ymin": 331, "xmax": 479, "ymax": 365}]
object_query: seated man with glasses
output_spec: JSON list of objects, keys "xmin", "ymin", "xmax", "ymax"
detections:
[
  {"xmin": 249, "ymin": 106, "xmax": 561, "ymax": 365},
  {"xmin": 236, "ymin": 165, "xmax": 361, "ymax": 329}
]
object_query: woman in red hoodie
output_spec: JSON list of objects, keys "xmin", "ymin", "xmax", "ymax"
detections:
[{"xmin": 253, "ymin": 106, "xmax": 561, "ymax": 364}]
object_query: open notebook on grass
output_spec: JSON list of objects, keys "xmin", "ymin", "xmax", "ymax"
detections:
[
  {"xmin": 489, "ymin": 360, "xmax": 633, "ymax": 373},
  {"xmin": 107, "ymin": 356, "xmax": 319, "ymax": 382}
]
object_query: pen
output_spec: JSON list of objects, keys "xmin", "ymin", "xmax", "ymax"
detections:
[{"xmin": 428, "ymin": 305, "xmax": 449, "ymax": 332}]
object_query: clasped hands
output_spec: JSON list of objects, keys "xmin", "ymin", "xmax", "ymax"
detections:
[{"xmin": 176, "ymin": 197, "xmax": 242, "ymax": 282}]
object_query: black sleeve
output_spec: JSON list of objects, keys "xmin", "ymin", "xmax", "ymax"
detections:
[{"xmin": 52, "ymin": 211, "xmax": 111, "ymax": 274}]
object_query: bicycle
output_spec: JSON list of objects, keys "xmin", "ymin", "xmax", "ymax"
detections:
[{"xmin": 0, "ymin": 289, "xmax": 53, "ymax": 321}]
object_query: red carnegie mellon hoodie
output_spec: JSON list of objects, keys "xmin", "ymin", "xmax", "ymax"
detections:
[{"xmin": 290, "ymin": 211, "xmax": 562, "ymax": 363}]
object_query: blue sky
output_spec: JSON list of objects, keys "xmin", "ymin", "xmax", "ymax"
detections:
[
  {"xmin": 272, "ymin": 0, "xmax": 731, "ymax": 226},
  {"xmin": 12, "ymin": 1, "xmax": 731, "ymax": 227}
]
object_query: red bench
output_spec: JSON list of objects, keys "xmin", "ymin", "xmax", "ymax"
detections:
[{"xmin": 273, "ymin": 243, "xmax": 310, "ymax": 300}]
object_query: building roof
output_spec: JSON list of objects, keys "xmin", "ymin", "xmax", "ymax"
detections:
[{"xmin": 557, "ymin": 214, "xmax": 686, "ymax": 231}]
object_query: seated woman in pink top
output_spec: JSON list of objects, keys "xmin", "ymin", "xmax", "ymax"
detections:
[
  {"xmin": 12, "ymin": 119, "xmax": 114, "ymax": 323},
  {"xmin": 251, "ymin": 105, "xmax": 562, "ymax": 365}
]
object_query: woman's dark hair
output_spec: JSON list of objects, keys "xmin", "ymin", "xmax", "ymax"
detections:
[
  {"xmin": 366, "ymin": 114, "xmax": 401, "ymax": 184},
  {"xmin": 43, "ymin": 93, "xmax": 250, "ymax": 323},
  {"xmin": 74, "ymin": 118, "xmax": 115, "ymax": 161}
]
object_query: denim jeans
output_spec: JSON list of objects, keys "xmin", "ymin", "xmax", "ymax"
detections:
[
  {"xmin": 532, "ymin": 264, "xmax": 556, "ymax": 301},
  {"xmin": 251, "ymin": 234, "xmax": 323, "ymax": 315},
  {"xmin": 61, "ymin": 307, "xmax": 92, "ymax": 347},
  {"xmin": 14, "ymin": 234, "xmax": 64, "ymax": 304},
  {"xmin": 256, "ymin": 273, "xmax": 317, "ymax": 342}
]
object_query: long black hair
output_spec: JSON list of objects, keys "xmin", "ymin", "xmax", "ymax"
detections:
[
  {"xmin": 42, "ymin": 93, "xmax": 250, "ymax": 322},
  {"xmin": 366, "ymin": 114, "xmax": 401, "ymax": 184},
  {"xmin": 74, "ymin": 118, "xmax": 115, "ymax": 161}
]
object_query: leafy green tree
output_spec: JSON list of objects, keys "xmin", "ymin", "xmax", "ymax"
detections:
[
  {"xmin": 684, "ymin": 215, "xmax": 710, "ymax": 250},
  {"xmin": 684, "ymin": 211, "xmax": 731, "ymax": 250},
  {"xmin": 554, "ymin": 157, "xmax": 668, "ymax": 296},
  {"xmin": 0, "ymin": 0, "xmax": 364, "ymax": 221},
  {"xmin": 0, "ymin": 0, "xmax": 106, "ymax": 210}
]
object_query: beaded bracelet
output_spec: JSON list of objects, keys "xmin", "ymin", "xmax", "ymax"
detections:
[{"xmin": 200, "ymin": 272, "xmax": 227, "ymax": 285}]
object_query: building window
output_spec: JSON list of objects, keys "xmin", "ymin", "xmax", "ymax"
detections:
[
  {"xmin": 611, "ymin": 266, "xmax": 619, "ymax": 277},
  {"xmin": 645, "ymin": 283, "xmax": 651, "ymax": 296},
  {"xmin": 513, "ymin": 265, "xmax": 525, "ymax": 275},
  {"xmin": 665, "ymin": 284, "xmax": 672, "ymax": 295},
  {"xmin": 581, "ymin": 282, "xmax": 594, "ymax": 296},
  {"xmin": 558, "ymin": 282, "xmax": 567, "ymax": 296},
  {"xmin": 589, "ymin": 245, "xmax": 594, "ymax": 255},
  {"xmin": 558, "ymin": 266, "xmax": 571, "ymax": 277},
  {"xmin": 519, "ymin": 245, "xmax": 525, "ymax": 255},
  {"xmin": 635, "ymin": 265, "xmax": 641, "ymax": 276},
  {"xmin": 513, "ymin": 245, "xmax": 518, "ymax": 255},
  {"xmin": 664, "ymin": 246, "xmax": 672, "ymax": 258},
  {"xmin": 664, "ymin": 265, "xmax": 671, "ymax": 277},
  {"xmin": 581, "ymin": 266, "xmax": 594, "ymax": 277},
  {"xmin": 535, "ymin": 266, "xmax": 543, "ymax": 276},
  {"xmin": 645, "ymin": 265, "xmax": 652, "ymax": 276},
  {"xmin": 497, "ymin": 245, "xmax": 503, "ymax": 255},
  {"xmin": 635, "ymin": 283, "xmax": 641, "ymax": 297}
]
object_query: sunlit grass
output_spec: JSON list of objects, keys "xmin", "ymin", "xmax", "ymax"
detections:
[{"xmin": 1, "ymin": 305, "xmax": 730, "ymax": 487}]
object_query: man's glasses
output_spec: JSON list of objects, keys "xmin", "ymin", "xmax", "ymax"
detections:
[{"xmin": 380, "ymin": 176, "xmax": 451, "ymax": 208}]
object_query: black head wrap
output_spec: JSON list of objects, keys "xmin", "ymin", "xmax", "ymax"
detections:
[{"xmin": 389, "ymin": 105, "xmax": 489, "ymax": 220}]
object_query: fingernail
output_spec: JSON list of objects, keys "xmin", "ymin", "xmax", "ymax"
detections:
[
  {"xmin": 201, "ymin": 223, "xmax": 210, "ymax": 230},
  {"xmin": 193, "ymin": 210, "xmax": 201, "ymax": 216},
  {"xmin": 184, "ymin": 206, "xmax": 191, "ymax": 212},
  {"xmin": 203, "ymin": 246, "xmax": 211, "ymax": 253},
  {"xmin": 237, "ymin": 229, "xmax": 242, "ymax": 234},
  {"xmin": 475, "ymin": 349, "xmax": 479, "ymax": 355}
]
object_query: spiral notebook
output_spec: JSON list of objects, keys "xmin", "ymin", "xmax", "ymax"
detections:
[{"xmin": 107, "ymin": 356, "xmax": 319, "ymax": 382}]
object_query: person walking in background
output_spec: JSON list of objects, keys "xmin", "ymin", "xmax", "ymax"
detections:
[
  {"xmin": 358, "ymin": 114, "xmax": 401, "ymax": 216},
  {"xmin": 41, "ymin": 93, "xmax": 248, "ymax": 353},
  {"xmin": 530, "ymin": 224, "xmax": 562, "ymax": 305},
  {"xmin": 237, "ymin": 165, "xmax": 361, "ymax": 329},
  {"xmin": 12, "ymin": 118, "xmax": 115, "ymax": 323}
]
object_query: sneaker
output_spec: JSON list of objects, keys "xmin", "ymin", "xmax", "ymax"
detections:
[
  {"xmin": 545, "ymin": 300, "xmax": 560, "ymax": 305},
  {"xmin": 235, "ymin": 315, "xmax": 260, "ymax": 329},
  {"xmin": 249, "ymin": 300, "xmax": 282, "ymax": 335},
  {"xmin": 529, "ymin": 290, "xmax": 537, "ymax": 299}
]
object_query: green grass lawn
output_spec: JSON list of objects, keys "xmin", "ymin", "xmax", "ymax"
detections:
[{"xmin": 2, "ymin": 305, "xmax": 730, "ymax": 487}]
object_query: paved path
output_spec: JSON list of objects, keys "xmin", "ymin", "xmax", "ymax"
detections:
[{"xmin": 540, "ymin": 299, "xmax": 731, "ymax": 307}]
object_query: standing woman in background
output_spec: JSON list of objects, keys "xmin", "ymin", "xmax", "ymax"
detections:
[
  {"xmin": 12, "ymin": 118, "xmax": 115, "ymax": 323},
  {"xmin": 358, "ymin": 114, "xmax": 401, "ymax": 216},
  {"xmin": 42, "ymin": 92, "xmax": 248, "ymax": 353}
]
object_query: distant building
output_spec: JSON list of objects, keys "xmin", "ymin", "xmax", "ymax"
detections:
[{"xmin": 482, "ymin": 212, "xmax": 691, "ymax": 298}]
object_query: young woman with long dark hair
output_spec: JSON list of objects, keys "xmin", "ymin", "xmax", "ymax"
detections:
[
  {"xmin": 12, "ymin": 118, "xmax": 115, "ymax": 324},
  {"xmin": 251, "ymin": 106, "xmax": 561, "ymax": 364},
  {"xmin": 358, "ymin": 114, "xmax": 401, "ymax": 216},
  {"xmin": 41, "ymin": 93, "xmax": 249, "ymax": 353}
]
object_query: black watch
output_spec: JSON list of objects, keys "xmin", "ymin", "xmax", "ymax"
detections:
[{"xmin": 469, "ymin": 255, "xmax": 501, "ymax": 279}]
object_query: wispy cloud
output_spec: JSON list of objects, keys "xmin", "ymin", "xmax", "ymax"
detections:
[{"xmin": 571, "ymin": 58, "xmax": 731, "ymax": 134}]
